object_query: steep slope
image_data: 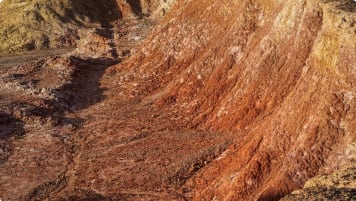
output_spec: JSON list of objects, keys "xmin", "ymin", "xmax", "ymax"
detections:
[
  {"xmin": 0, "ymin": 0, "xmax": 354, "ymax": 201},
  {"xmin": 109, "ymin": 0, "xmax": 355, "ymax": 200}
]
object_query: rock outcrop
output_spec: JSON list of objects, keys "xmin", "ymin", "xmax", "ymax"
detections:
[
  {"xmin": 111, "ymin": 0, "xmax": 355, "ymax": 200},
  {"xmin": 281, "ymin": 162, "xmax": 356, "ymax": 200},
  {"xmin": 0, "ymin": 0, "xmax": 354, "ymax": 201}
]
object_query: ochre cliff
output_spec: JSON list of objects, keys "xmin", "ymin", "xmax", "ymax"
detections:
[
  {"xmin": 111, "ymin": 0, "xmax": 355, "ymax": 200},
  {"xmin": 0, "ymin": 0, "xmax": 354, "ymax": 201}
]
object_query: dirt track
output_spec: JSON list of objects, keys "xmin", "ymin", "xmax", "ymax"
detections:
[{"xmin": 0, "ymin": 48, "xmax": 74, "ymax": 67}]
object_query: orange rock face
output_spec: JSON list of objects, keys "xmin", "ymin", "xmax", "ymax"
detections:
[
  {"xmin": 111, "ymin": 0, "xmax": 355, "ymax": 200},
  {"xmin": 0, "ymin": 0, "xmax": 354, "ymax": 201}
]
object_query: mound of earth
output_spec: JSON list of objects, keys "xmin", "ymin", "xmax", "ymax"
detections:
[
  {"xmin": 0, "ymin": 0, "xmax": 355, "ymax": 201},
  {"xmin": 0, "ymin": 0, "xmax": 174, "ymax": 53},
  {"xmin": 109, "ymin": 0, "xmax": 355, "ymax": 200}
]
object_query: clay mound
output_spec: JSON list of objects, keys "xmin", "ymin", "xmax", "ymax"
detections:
[
  {"xmin": 111, "ymin": 0, "xmax": 355, "ymax": 200},
  {"xmin": 0, "ymin": 0, "xmax": 354, "ymax": 200}
]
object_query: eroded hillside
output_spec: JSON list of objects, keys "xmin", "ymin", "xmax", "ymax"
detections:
[
  {"xmin": 0, "ymin": 0, "xmax": 174, "ymax": 53},
  {"xmin": 0, "ymin": 0, "xmax": 355, "ymax": 201},
  {"xmin": 109, "ymin": 0, "xmax": 356, "ymax": 200}
]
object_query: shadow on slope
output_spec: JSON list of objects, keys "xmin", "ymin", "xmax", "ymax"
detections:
[
  {"xmin": 0, "ymin": 110, "xmax": 25, "ymax": 164},
  {"xmin": 57, "ymin": 56, "xmax": 120, "ymax": 112},
  {"xmin": 126, "ymin": 0, "xmax": 143, "ymax": 16}
]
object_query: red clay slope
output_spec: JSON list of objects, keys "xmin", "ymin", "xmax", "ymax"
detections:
[
  {"xmin": 110, "ymin": 0, "xmax": 355, "ymax": 200},
  {"xmin": 0, "ymin": 0, "xmax": 354, "ymax": 200}
]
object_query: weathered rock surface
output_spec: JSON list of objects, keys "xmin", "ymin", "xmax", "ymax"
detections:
[
  {"xmin": 281, "ymin": 162, "xmax": 356, "ymax": 200},
  {"xmin": 110, "ymin": 0, "xmax": 356, "ymax": 200},
  {"xmin": 0, "ymin": 0, "xmax": 355, "ymax": 201}
]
